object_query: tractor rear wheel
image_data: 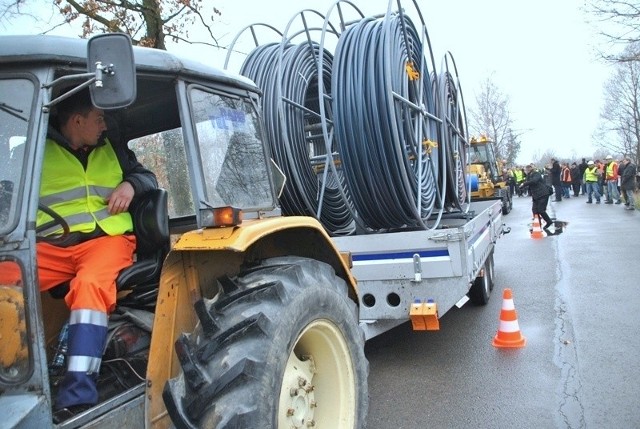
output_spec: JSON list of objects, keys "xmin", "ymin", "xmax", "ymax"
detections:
[{"xmin": 163, "ymin": 256, "xmax": 368, "ymax": 429}]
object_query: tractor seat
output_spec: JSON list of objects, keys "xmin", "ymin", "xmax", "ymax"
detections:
[{"xmin": 49, "ymin": 188, "xmax": 170, "ymax": 307}]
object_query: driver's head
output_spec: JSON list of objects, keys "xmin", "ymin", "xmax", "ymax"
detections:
[{"xmin": 56, "ymin": 88, "xmax": 107, "ymax": 151}]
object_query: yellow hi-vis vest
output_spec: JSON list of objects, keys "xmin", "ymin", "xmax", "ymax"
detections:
[
  {"xmin": 514, "ymin": 170, "xmax": 524, "ymax": 182},
  {"xmin": 606, "ymin": 161, "xmax": 618, "ymax": 179},
  {"xmin": 584, "ymin": 166, "xmax": 599, "ymax": 182},
  {"xmin": 37, "ymin": 138, "xmax": 133, "ymax": 237}
]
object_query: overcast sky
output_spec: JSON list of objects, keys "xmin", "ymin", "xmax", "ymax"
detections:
[
  {"xmin": 205, "ymin": 0, "xmax": 612, "ymax": 165},
  {"xmin": 2, "ymin": 0, "xmax": 612, "ymax": 164}
]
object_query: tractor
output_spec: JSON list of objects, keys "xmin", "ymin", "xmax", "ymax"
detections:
[{"xmin": 0, "ymin": 33, "xmax": 367, "ymax": 428}]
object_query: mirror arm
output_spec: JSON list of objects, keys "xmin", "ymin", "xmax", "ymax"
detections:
[
  {"xmin": 42, "ymin": 72, "xmax": 95, "ymax": 90},
  {"xmin": 42, "ymin": 75, "xmax": 97, "ymax": 111}
]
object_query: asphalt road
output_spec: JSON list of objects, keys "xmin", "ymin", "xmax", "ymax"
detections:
[{"xmin": 364, "ymin": 193, "xmax": 640, "ymax": 429}]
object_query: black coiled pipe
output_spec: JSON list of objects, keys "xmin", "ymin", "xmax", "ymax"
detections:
[
  {"xmin": 241, "ymin": 42, "xmax": 355, "ymax": 234},
  {"xmin": 332, "ymin": 13, "xmax": 442, "ymax": 230},
  {"xmin": 438, "ymin": 52, "xmax": 470, "ymax": 212}
]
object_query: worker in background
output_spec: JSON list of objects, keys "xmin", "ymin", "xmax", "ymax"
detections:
[
  {"xmin": 7, "ymin": 88, "xmax": 157, "ymax": 422},
  {"xmin": 603, "ymin": 155, "xmax": 622, "ymax": 204},
  {"xmin": 583, "ymin": 160, "xmax": 602, "ymax": 204},
  {"xmin": 545, "ymin": 157, "xmax": 562, "ymax": 202},
  {"xmin": 561, "ymin": 162, "xmax": 572, "ymax": 199},
  {"xmin": 579, "ymin": 158, "xmax": 588, "ymax": 195},
  {"xmin": 507, "ymin": 167, "xmax": 517, "ymax": 197},
  {"xmin": 618, "ymin": 158, "xmax": 626, "ymax": 203},
  {"xmin": 620, "ymin": 157, "xmax": 637, "ymax": 210},
  {"xmin": 595, "ymin": 159, "xmax": 606, "ymax": 196},
  {"xmin": 570, "ymin": 162, "xmax": 581, "ymax": 197},
  {"xmin": 514, "ymin": 166, "xmax": 525, "ymax": 196},
  {"xmin": 520, "ymin": 164, "xmax": 554, "ymax": 230}
]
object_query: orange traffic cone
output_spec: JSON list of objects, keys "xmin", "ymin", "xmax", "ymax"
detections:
[
  {"xmin": 492, "ymin": 288, "xmax": 526, "ymax": 348},
  {"xmin": 530, "ymin": 216, "xmax": 543, "ymax": 239}
]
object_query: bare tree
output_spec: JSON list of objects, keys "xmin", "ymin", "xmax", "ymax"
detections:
[
  {"xmin": 597, "ymin": 42, "xmax": 640, "ymax": 163},
  {"xmin": 502, "ymin": 128, "xmax": 521, "ymax": 167},
  {"xmin": 587, "ymin": 0, "xmax": 640, "ymax": 62},
  {"xmin": 0, "ymin": 0, "xmax": 221, "ymax": 50},
  {"xmin": 531, "ymin": 149, "xmax": 559, "ymax": 170},
  {"xmin": 469, "ymin": 75, "xmax": 522, "ymax": 163}
]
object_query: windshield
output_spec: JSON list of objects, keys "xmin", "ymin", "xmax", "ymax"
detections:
[
  {"xmin": 190, "ymin": 88, "xmax": 275, "ymax": 210},
  {"xmin": 470, "ymin": 143, "xmax": 490, "ymax": 164},
  {"xmin": 0, "ymin": 78, "xmax": 34, "ymax": 235},
  {"xmin": 470, "ymin": 142, "xmax": 500, "ymax": 181}
]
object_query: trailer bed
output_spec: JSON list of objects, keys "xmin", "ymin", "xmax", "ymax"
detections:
[{"xmin": 333, "ymin": 200, "xmax": 505, "ymax": 340}]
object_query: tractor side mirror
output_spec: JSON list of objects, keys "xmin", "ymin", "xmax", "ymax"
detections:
[{"xmin": 87, "ymin": 33, "xmax": 137, "ymax": 109}]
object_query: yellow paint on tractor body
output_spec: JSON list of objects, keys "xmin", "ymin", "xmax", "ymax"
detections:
[{"xmin": 0, "ymin": 286, "xmax": 28, "ymax": 372}]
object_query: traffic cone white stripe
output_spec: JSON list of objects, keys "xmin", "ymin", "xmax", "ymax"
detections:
[
  {"xmin": 501, "ymin": 299, "xmax": 515, "ymax": 311},
  {"xmin": 498, "ymin": 320, "xmax": 521, "ymax": 333}
]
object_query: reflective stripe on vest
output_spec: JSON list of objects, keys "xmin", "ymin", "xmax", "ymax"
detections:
[
  {"xmin": 584, "ymin": 166, "xmax": 599, "ymax": 182},
  {"xmin": 37, "ymin": 138, "xmax": 133, "ymax": 237}
]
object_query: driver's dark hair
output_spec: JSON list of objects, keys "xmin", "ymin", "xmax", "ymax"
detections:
[{"xmin": 55, "ymin": 88, "xmax": 94, "ymax": 128}]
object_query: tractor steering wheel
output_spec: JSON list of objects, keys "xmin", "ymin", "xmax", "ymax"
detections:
[{"xmin": 37, "ymin": 203, "xmax": 70, "ymax": 242}]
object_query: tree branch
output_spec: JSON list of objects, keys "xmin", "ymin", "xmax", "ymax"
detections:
[{"xmin": 65, "ymin": 0, "xmax": 124, "ymax": 32}]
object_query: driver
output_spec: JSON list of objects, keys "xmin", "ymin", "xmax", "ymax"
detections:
[{"xmin": 4, "ymin": 88, "xmax": 157, "ymax": 421}]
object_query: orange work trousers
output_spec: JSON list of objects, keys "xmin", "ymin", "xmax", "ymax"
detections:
[{"xmin": 0, "ymin": 235, "xmax": 135, "ymax": 313}]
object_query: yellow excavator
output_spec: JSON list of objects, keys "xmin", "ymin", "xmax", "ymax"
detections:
[{"xmin": 467, "ymin": 135, "xmax": 512, "ymax": 215}]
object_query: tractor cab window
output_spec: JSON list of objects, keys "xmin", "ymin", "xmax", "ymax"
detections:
[
  {"xmin": 189, "ymin": 88, "xmax": 275, "ymax": 211},
  {"xmin": 470, "ymin": 142, "xmax": 499, "ymax": 181},
  {"xmin": 470, "ymin": 144, "xmax": 490, "ymax": 164},
  {"xmin": 129, "ymin": 128, "xmax": 195, "ymax": 219},
  {"xmin": 0, "ymin": 77, "xmax": 34, "ymax": 235}
]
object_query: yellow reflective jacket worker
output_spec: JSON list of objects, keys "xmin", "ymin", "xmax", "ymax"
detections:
[
  {"xmin": 584, "ymin": 165, "xmax": 600, "ymax": 183},
  {"xmin": 605, "ymin": 161, "xmax": 619, "ymax": 180},
  {"xmin": 514, "ymin": 169, "xmax": 525, "ymax": 183},
  {"xmin": 38, "ymin": 138, "xmax": 134, "ymax": 238}
]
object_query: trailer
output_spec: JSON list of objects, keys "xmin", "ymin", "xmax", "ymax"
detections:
[{"xmin": 334, "ymin": 200, "xmax": 507, "ymax": 340}]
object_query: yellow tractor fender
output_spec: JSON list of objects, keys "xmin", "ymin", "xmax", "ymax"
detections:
[
  {"xmin": 171, "ymin": 215, "xmax": 356, "ymax": 294},
  {"xmin": 146, "ymin": 215, "xmax": 359, "ymax": 428}
]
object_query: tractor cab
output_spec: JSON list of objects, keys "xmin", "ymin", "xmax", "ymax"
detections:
[
  {"xmin": 468, "ymin": 135, "xmax": 501, "ymax": 183},
  {"xmin": 0, "ymin": 33, "xmax": 281, "ymax": 426},
  {"xmin": 467, "ymin": 135, "xmax": 512, "ymax": 214}
]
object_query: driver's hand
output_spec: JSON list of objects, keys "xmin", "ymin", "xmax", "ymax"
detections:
[{"xmin": 107, "ymin": 181, "xmax": 134, "ymax": 215}]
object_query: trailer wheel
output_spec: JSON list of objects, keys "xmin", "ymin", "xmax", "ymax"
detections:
[
  {"xmin": 501, "ymin": 189, "xmax": 512, "ymax": 215},
  {"xmin": 486, "ymin": 252, "xmax": 495, "ymax": 291},
  {"xmin": 163, "ymin": 256, "xmax": 368, "ymax": 429},
  {"xmin": 469, "ymin": 252, "xmax": 494, "ymax": 305}
]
